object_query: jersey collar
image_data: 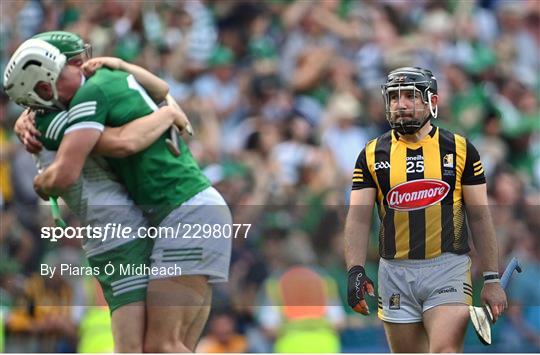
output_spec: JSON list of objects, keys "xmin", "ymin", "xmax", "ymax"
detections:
[{"xmin": 392, "ymin": 125, "xmax": 437, "ymax": 145}]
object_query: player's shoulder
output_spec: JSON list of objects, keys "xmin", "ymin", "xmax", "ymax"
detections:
[
  {"xmin": 435, "ymin": 125, "xmax": 473, "ymax": 144},
  {"xmin": 77, "ymin": 68, "xmax": 127, "ymax": 93},
  {"xmin": 72, "ymin": 78, "xmax": 101, "ymax": 102},
  {"xmin": 364, "ymin": 130, "xmax": 392, "ymax": 150},
  {"xmin": 35, "ymin": 109, "xmax": 66, "ymax": 132},
  {"xmin": 70, "ymin": 74, "xmax": 111, "ymax": 107},
  {"xmin": 90, "ymin": 67, "xmax": 128, "ymax": 82},
  {"xmin": 35, "ymin": 109, "xmax": 62, "ymax": 121},
  {"xmin": 436, "ymin": 126, "xmax": 464, "ymax": 142}
]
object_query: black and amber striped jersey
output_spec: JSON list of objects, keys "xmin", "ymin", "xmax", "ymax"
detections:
[{"xmin": 352, "ymin": 125, "xmax": 486, "ymax": 260}]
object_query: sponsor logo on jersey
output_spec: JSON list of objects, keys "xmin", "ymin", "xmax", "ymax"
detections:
[
  {"xmin": 387, "ymin": 179, "xmax": 450, "ymax": 211},
  {"xmin": 389, "ymin": 293, "xmax": 401, "ymax": 309},
  {"xmin": 406, "ymin": 154, "xmax": 423, "ymax": 161},
  {"xmin": 374, "ymin": 161, "xmax": 391, "ymax": 170}
]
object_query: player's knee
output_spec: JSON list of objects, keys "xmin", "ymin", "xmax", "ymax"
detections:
[
  {"xmin": 115, "ymin": 338, "xmax": 143, "ymax": 353},
  {"xmin": 143, "ymin": 337, "xmax": 190, "ymax": 353},
  {"xmin": 430, "ymin": 344, "xmax": 461, "ymax": 353}
]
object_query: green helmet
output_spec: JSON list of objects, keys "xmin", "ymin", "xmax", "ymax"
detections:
[{"xmin": 32, "ymin": 31, "xmax": 90, "ymax": 59}]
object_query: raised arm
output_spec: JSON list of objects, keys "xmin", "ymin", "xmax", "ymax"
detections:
[{"xmin": 82, "ymin": 57, "xmax": 168, "ymax": 103}]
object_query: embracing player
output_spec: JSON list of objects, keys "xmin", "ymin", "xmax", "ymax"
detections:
[
  {"xmin": 344, "ymin": 67, "xmax": 507, "ymax": 352},
  {"xmin": 5, "ymin": 35, "xmax": 232, "ymax": 352},
  {"xmin": 7, "ymin": 32, "xmax": 190, "ymax": 352}
]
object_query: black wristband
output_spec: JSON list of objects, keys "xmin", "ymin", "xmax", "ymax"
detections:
[
  {"xmin": 483, "ymin": 273, "xmax": 499, "ymax": 281},
  {"xmin": 348, "ymin": 265, "xmax": 366, "ymax": 276}
]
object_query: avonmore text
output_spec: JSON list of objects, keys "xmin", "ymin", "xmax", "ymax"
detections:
[{"xmin": 41, "ymin": 223, "xmax": 251, "ymax": 242}]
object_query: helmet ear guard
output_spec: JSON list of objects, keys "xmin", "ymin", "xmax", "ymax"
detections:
[
  {"xmin": 427, "ymin": 91, "xmax": 438, "ymax": 119},
  {"xmin": 381, "ymin": 67, "xmax": 438, "ymax": 135},
  {"xmin": 3, "ymin": 39, "xmax": 67, "ymax": 110}
]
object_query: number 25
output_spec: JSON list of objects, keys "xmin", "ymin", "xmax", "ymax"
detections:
[{"xmin": 406, "ymin": 161, "xmax": 424, "ymax": 173}]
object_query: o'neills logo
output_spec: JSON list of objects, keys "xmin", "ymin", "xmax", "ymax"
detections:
[{"xmin": 387, "ymin": 179, "xmax": 450, "ymax": 211}]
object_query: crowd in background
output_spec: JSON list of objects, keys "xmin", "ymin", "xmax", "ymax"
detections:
[{"xmin": 1, "ymin": 0, "xmax": 539, "ymax": 352}]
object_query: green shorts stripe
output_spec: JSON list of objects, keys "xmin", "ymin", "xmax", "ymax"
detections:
[{"xmin": 88, "ymin": 238, "xmax": 153, "ymax": 313}]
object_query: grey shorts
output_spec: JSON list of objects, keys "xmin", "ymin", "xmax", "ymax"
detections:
[
  {"xmin": 377, "ymin": 253, "xmax": 473, "ymax": 323},
  {"xmin": 150, "ymin": 187, "xmax": 232, "ymax": 283}
]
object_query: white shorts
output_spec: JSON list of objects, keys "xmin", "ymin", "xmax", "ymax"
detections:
[
  {"xmin": 377, "ymin": 253, "xmax": 473, "ymax": 323},
  {"xmin": 150, "ymin": 187, "xmax": 232, "ymax": 283}
]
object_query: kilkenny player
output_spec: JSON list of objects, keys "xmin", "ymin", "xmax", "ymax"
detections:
[{"xmin": 344, "ymin": 67, "xmax": 507, "ymax": 352}]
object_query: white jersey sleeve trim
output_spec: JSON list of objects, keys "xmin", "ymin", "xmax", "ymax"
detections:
[{"xmin": 64, "ymin": 122, "xmax": 105, "ymax": 134}]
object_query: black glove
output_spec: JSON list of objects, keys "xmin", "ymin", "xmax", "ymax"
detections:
[{"xmin": 347, "ymin": 265, "xmax": 375, "ymax": 315}]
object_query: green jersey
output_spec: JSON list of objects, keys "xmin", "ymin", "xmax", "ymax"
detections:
[
  {"xmin": 35, "ymin": 109, "xmax": 150, "ymax": 255},
  {"xmin": 64, "ymin": 68, "xmax": 210, "ymax": 225}
]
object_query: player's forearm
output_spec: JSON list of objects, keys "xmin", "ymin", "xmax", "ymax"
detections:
[
  {"xmin": 344, "ymin": 206, "xmax": 372, "ymax": 269},
  {"xmin": 120, "ymin": 61, "xmax": 168, "ymax": 103},
  {"xmin": 468, "ymin": 205, "xmax": 500, "ymax": 273},
  {"xmin": 95, "ymin": 106, "xmax": 174, "ymax": 158},
  {"xmin": 36, "ymin": 163, "xmax": 76, "ymax": 196}
]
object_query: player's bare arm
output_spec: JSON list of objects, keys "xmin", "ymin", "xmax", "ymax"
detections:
[
  {"xmin": 32, "ymin": 104, "xmax": 190, "ymax": 193},
  {"xmin": 345, "ymin": 188, "xmax": 376, "ymax": 268},
  {"xmin": 345, "ymin": 187, "xmax": 376, "ymax": 315},
  {"xmin": 16, "ymin": 56, "xmax": 192, "ymax": 160},
  {"xmin": 95, "ymin": 105, "xmax": 188, "ymax": 158},
  {"xmin": 33, "ymin": 128, "xmax": 101, "ymax": 198},
  {"xmin": 82, "ymin": 57, "xmax": 168, "ymax": 103},
  {"xmin": 14, "ymin": 56, "xmax": 175, "ymax": 154},
  {"xmin": 16, "ymin": 104, "xmax": 189, "ymax": 159},
  {"xmin": 84, "ymin": 57, "xmax": 194, "ymax": 135},
  {"xmin": 82, "ymin": 58, "xmax": 193, "ymax": 139},
  {"xmin": 463, "ymin": 183, "xmax": 508, "ymax": 322}
]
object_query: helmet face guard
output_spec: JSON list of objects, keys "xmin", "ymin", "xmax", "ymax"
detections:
[
  {"xmin": 3, "ymin": 39, "xmax": 67, "ymax": 110},
  {"xmin": 64, "ymin": 43, "xmax": 92, "ymax": 65},
  {"xmin": 381, "ymin": 67, "xmax": 438, "ymax": 135}
]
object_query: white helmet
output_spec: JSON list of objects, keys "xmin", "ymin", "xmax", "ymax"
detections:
[{"xmin": 3, "ymin": 38, "xmax": 67, "ymax": 110}]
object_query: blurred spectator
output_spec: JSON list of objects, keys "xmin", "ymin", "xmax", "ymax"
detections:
[
  {"xmin": 321, "ymin": 92, "xmax": 369, "ymax": 177},
  {"xmin": 472, "ymin": 111, "xmax": 508, "ymax": 180},
  {"xmin": 5, "ymin": 271, "xmax": 79, "ymax": 352},
  {"xmin": 0, "ymin": 92, "xmax": 15, "ymax": 206},
  {"xmin": 257, "ymin": 264, "xmax": 345, "ymax": 353},
  {"xmin": 503, "ymin": 225, "xmax": 540, "ymax": 352},
  {"xmin": 197, "ymin": 311, "xmax": 248, "ymax": 353},
  {"xmin": 443, "ymin": 64, "xmax": 491, "ymax": 137},
  {"xmin": 194, "ymin": 45, "xmax": 241, "ymax": 121},
  {"xmin": 77, "ymin": 280, "xmax": 114, "ymax": 353}
]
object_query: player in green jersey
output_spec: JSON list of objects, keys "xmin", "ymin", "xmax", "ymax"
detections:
[
  {"xmin": 8, "ymin": 33, "xmax": 190, "ymax": 352},
  {"xmin": 6, "ymin": 36, "xmax": 232, "ymax": 352}
]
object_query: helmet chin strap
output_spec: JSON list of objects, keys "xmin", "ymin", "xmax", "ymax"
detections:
[
  {"xmin": 391, "ymin": 107, "xmax": 431, "ymax": 135},
  {"xmin": 52, "ymin": 99, "xmax": 66, "ymax": 110}
]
